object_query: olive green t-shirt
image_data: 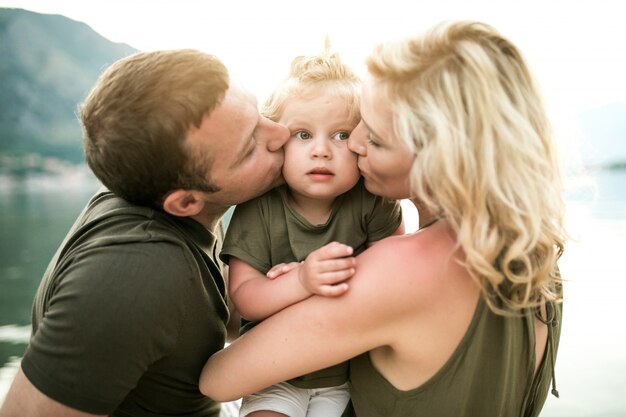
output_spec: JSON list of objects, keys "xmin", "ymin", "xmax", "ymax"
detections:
[
  {"xmin": 21, "ymin": 189, "xmax": 229, "ymax": 416},
  {"xmin": 344, "ymin": 294, "xmax": 563, "ymax": 417},
  {"xmin": 221, "ymin": 180, "xmax": 402, "ymax": 389}
]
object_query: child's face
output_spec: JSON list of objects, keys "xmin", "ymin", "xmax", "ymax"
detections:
[{"xmin": 279, "ymin": 94, "xmax": 360, "ymax": 202}]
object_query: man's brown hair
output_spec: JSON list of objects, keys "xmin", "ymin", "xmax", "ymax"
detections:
[{"xmin": 81, "ymin": 49, "xmax": 229, "ymax": 208}]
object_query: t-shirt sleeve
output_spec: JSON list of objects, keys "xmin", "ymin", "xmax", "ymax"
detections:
[
  {"xmin": 21, "ymin": 241, "xmax": 191, "ymax": 414},
  {"xmin": 363, "ymin": 191, "xmax": 403, "ymax": 243},
  {"xmin": 220, "ymin": 198, "xmax": 273, "ymax": 274}
]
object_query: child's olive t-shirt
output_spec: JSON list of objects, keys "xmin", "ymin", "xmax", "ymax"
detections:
[{"xmin": 221, "ymin": 180, "xmax": 402, "ymax": 389}]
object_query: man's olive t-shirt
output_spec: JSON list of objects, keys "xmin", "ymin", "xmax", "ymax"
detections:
[
  {"xmin": 221, "ymin": 180, "xmax": 402, "ymax": 389},
  {"xmin": 21, "ymin": 190, "xmax": 229, "ymax": 416}
]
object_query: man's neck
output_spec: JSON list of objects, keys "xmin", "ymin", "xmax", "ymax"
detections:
[{"xmin": 190, "ymin": 208, "xmax": 226, "ymax": 233}]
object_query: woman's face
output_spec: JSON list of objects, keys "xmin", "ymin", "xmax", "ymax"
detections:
[{"xmin": 348, "ymin": 77, "xmax": 414, "ymax": 200}]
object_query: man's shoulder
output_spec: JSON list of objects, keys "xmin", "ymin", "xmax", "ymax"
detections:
[
  {"xmin": 77, "ymin": 189, "xmax": 188, "ymax": 244},
  {"xmin": 84, "ymin": 188, "xmax": 159, "ymax": 223}
]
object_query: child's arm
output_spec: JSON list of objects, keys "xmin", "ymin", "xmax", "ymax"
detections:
[{"xmin": 229, "ymin": 242, "xmax": 356, "ymax": 322}]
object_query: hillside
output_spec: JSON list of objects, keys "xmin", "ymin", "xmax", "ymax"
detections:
[
  {"xmin": 0, "ymin": 7, "xmax": 624, "ymax": 175},
  {"xmin": 0, "ymin": 7, "xmax": 137, "ymax": 171}
]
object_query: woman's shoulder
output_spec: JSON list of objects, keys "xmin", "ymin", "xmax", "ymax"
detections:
[
  {"xmin": 360, "ymin": 220, "xmax": 456, "ymax": 270},
  {"xmin": 352, "ymin": 220, "xmax": 462, "ymax": 301},
  {"xmin": 334, "ymin": 219, "xmax": 473, "ymax": 353}
]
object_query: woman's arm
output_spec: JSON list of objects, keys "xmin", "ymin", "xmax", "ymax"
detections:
[{"xmin": 200, "ymin": 235, "xmax": 423, "ymax": 401}]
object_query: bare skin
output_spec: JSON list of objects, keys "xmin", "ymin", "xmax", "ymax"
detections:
[{"xmin": 200, "ymin": 215, "xmax": 548, "ymax": 401}]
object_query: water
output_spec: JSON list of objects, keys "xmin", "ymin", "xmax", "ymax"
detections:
[
  {"xmin": 1, "ymin": 171, "xmax": 625, "ymax": 415},
  {"xmin": 540, "ymin": 170, "xmax": 626, "ymax": 416},
  {"xmin": 0, "ymin": 171, "xmax": 101, "ymax": 399}
]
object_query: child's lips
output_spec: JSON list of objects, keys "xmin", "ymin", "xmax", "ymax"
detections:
[
  {"xmin": 308, "ymin": 167, "xmax": 333, "ymax": 175},
  {"xmin": 307, "ymin": 167, "xmax": 334, "ymax": 181}
]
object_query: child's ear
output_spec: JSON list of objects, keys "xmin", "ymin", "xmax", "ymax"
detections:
[{"xmin": 162, "ymin": 190, "xmax": 205, "ymax": 217}]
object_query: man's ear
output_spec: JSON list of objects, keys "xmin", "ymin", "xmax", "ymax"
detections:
[{"xmin": 162, "ymin": 190, "xmax": 205, "ymax": 217}]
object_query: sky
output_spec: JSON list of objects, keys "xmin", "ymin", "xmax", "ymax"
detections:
[
  {"xmin": 1, "ymin": 0, "xmax": 625, "ymax": 132},
  {"xmin": 2, "ymin": 3, "xmax": 625, "ymax": 411}
]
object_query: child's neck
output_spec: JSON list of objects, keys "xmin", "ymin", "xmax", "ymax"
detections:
[{"xmin": 287, "ymin": 192, "xmax": 336, "ymax": 226}]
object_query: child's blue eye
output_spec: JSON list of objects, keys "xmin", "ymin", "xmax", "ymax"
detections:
[
  {"xmin": 294, "ymin": 131, "xmax": 311, "ymax": 140},
  {"xmin": 333, "ymin": 131, "xmax": 350, "ymax": 141}
]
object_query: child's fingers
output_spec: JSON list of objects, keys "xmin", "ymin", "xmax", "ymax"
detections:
[
  {"xmin": 308, "ymin": 269, "xmax": 355, "ymax": 295},
  {"xmin": 316, "ymin": 241, "xmax": 354, "ymax": 260},
  {"xmin": 318, "ymin": 282, "xmax": 349, "ymax": 297},
  {"xmin": 266, "ymin": 262, "xmax": 301, "ymax": 279},
  {"xmin": 322, "ymin": 268, "xmax": 356, "ymax": 283},
  {"xmin": 266, "ymin": 263, "xmax": 286, "ymax": 277},
  {"xmin": 317, "ymin": 257, "xmax": 356, "ymax": 274}
]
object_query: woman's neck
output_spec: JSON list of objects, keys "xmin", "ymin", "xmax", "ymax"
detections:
[{"xmin": 411, "ymin": 199, "xmax": 441, "ymax": 230}]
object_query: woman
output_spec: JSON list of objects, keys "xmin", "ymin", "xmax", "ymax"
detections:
[{"xmin": 201, "ymin": 21, "xmax": 566, "ymax": 417}]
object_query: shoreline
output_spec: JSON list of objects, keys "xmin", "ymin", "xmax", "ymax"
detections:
[{"xmin": 0, "ymin": 168, "xmax": 101, "ymax": 194}]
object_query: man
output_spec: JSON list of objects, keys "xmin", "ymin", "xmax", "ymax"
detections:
[{"xmin": 0, "ymin": 49, "xmax": 289, "ymax": 417}]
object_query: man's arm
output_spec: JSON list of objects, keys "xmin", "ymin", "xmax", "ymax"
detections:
[{"xmin": 0, "ymin": 367, "xmax": 105, "ymax": 417}]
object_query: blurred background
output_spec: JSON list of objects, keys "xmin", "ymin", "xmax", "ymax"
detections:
[{"xmin": 1, "ymin": 1, "xmax": 625, "ymax": 415}]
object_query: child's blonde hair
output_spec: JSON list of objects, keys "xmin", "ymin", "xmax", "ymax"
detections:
[{"xmin": 262, "ymin": 45, "xmax": 361, "ymax": 123}]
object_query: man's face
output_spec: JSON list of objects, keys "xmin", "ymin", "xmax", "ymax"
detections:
[{"xmin": 185, "ymin": 81, "xmax": 290, "ymax": 209}]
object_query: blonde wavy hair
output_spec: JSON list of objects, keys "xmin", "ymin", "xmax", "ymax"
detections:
[
  {"xmin": 262, "ymin": 41, "xmax": 360, "ymax": 123},
  {"xmin": 366, "ymin": 21, "xmax": 566, "ymax": 313}
]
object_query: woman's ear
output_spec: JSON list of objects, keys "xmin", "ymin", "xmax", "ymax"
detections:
[{"xmin": 162, "ymin": 190, "xmax": 205, "ymax": 217}]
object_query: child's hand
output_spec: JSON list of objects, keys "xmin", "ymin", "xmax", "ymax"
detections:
[
  {"xmin": 299, "ymin": 242, "xmax": 356, "ymax": 297},
  {"xmin": 266, "ymin": 262, "xmax": 302, "ymax": 280}
]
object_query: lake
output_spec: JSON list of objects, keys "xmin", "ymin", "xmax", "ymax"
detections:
[{"xmin": 1, "ymin": 169, "xmax": 625, "ymax": 416}]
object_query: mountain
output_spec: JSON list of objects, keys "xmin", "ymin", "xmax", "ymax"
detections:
[
  {"xmin": 1, "ymin": 7, "xmax": 625, "ymax": 173},
  {"xmin": 0, "ymin": 7, "xmax": 137, "ymax": 170}
]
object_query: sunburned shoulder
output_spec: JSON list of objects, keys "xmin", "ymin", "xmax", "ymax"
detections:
[
  {"xmin": 354, "ymin": 221, "xmax": 460, "ymax": 296},
  {"xmin": 362, "ymin": 219, "xmax": 455, "ymax": 258}
]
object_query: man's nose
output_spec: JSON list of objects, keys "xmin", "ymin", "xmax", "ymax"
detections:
[{"xmin": 263, "ymin": 119, "xmax": 290, "ymax": 152}]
